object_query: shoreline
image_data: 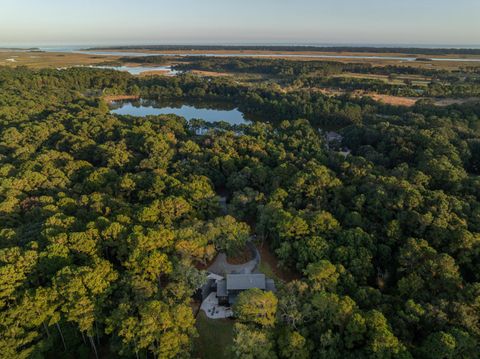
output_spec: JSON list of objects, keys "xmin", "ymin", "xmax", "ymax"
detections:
[
  {"xmin": 81, "ymin": 48, "xmax": 480, "ymax": 60},
  {"xmin": 103, "ymin": 94, "xmax": 140, "ymax": 103}
]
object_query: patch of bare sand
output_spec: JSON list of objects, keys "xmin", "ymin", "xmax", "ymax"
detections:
[
  {"xmin": 367, "ymin": 93, "xmax": 418, "ymax": 107},
  {"xmin": 138, "ymin": 70, "xmax": 172, "ymax": 77},
  {"xmin": 190, "ymin": 70, "xmax": 232, "ymax": 77},
  {"xmin": 103, "ymin": 95, "xmax": 139, "ymax": 103}
]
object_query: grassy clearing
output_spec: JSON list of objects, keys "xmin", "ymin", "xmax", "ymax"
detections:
[
  {"xmin": 137, "ymin": 70, "xmax": 172, "ymax": 77},
  {"xmin": 364, "ymin": 93, "xmax": 418, "ymax": 107},
  {"xmin": 190, "ymin": 70, "xmax": 233, "ymax": 77},
  {"xmin": 193, "ymin": 312, "xmax": 234, "ymax": 359},
  {"xmin": 0, "ymin": 51, "xmax": 120, "ymax": 69}
]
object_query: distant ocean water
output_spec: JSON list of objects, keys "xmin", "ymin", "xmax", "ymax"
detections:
[
  {"xmin": 2, "ymin": 43, "xmax": 480, "ymax": 51},
  {"xmin": 3, "ymin": 44, "xmax": 480, "ymax": 63}
]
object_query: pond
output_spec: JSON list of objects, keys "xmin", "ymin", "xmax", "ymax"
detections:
[
  {"xmin": 110, "ymin": 100, "xmax": 250, "ymax": 125},
  {"xmin": 93, "ymin": 65, "xmax": 179, "ymax": 75}
]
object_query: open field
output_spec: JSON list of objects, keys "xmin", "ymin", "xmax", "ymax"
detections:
[{"xmin": 0, "ymin": 51, "xmax": 121, "ymax": 68}]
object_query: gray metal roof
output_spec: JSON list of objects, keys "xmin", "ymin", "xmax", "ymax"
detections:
[
  {"xmin": 266, "ymin": 279, "xmax": 276, "ymax": 292},
  {"xmin": 216, "ymin": 279, "xmax": 228, "ymax": 297},
  {"xmin": 226, "ymin": 274, "xmax": 266, "ymax": 291}
]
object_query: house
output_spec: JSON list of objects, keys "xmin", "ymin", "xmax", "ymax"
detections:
[
  {"xmin": 216, "ymin": 273, "xmax": 276, "ymax": 306},
  {"xmin": 195, "ymin": 272, "xmax": 224, "ymax": 301},
  {"xmin": 325, "ymin": 131, "xmax": 343, "ymax": 143}
]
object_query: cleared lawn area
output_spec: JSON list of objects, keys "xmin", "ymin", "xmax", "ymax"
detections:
[{"xmin": 193, "ymin": 312, "xmax": 234, "ymax": 359}]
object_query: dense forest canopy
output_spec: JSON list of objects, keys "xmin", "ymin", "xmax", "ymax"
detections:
[{"xmin": 0, "ymin": 63, "xmax": 480, "ymax": 358}]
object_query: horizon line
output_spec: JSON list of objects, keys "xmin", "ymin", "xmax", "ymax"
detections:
[{"xmin": 2, "ymin": 43, "xmax": 480, "ymax": 50}]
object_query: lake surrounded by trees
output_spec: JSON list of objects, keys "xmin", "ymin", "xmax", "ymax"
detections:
[{"xmin": 110, "ymin": 100, "xmax": 250, "ymax": 125}]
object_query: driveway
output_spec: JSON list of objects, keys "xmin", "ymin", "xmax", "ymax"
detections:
[{"xmin": 207, "ymin": 242, "xmax": 260, "ymax": 276}]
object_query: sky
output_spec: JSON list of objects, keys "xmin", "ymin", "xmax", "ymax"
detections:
[{"xmin": 1, "ymin": 0, "xmax": 479, "ymax": 47}]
